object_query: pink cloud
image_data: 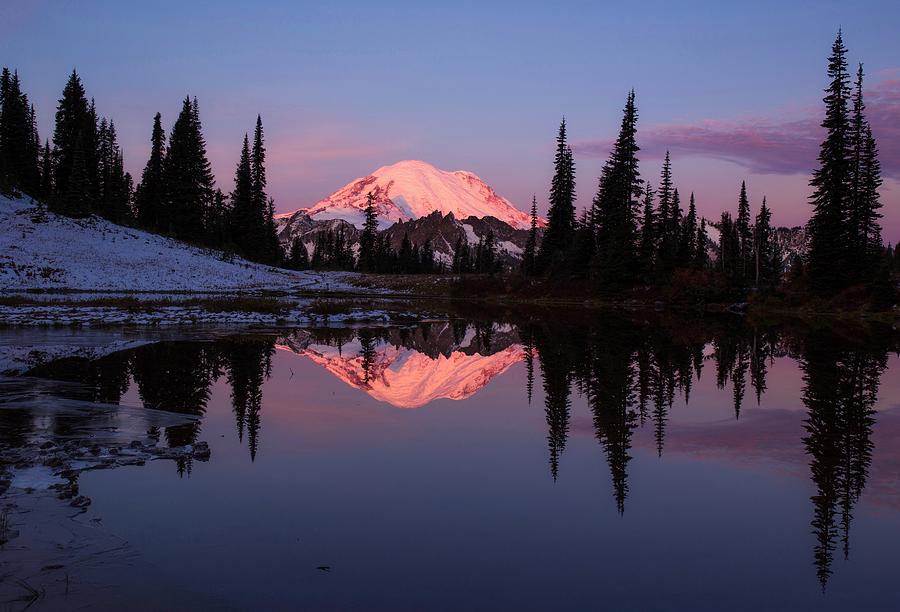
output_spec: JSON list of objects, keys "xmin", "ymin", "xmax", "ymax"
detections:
[{"xmin": 573, "ymin": 71, "xmax": 900, "ymax": 180}]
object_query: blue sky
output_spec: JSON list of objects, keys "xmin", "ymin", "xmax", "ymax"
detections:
[{"xmin": 2, "ymin": 0, "xmax": 899, "ymax": 237}]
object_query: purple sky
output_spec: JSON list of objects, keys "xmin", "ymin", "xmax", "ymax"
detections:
[{"xmin": 2, "ymin": 1, "xmax": 898, "ymax": 240}]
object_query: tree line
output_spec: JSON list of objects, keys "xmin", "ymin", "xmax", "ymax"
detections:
[
  {"xmin": 0, "ymin": 69, "xmax": 281, "ymax": 265},
  {"xmin": 518, "ymin": 312, "xmax": 891, "ymax": 590},
  {"xmin": 523, "ymin": 31, "xmax": 895, "ymax": 307},
  {"xmin": 3, "ymin": 32, "xmax": 896, "ymax": 299}
]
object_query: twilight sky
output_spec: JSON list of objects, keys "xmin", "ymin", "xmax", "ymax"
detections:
[{"xmin": 2, "ymin": 0, "xmax": 899, "ymax": 240}]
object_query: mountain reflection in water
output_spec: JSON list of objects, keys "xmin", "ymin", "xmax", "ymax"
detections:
[{"xmin": 5, "ymin": 315, "xmax": 900, "ymax": 595}]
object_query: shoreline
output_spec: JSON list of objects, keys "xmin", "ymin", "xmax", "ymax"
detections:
[{"xmin": 0, "ymin": 287, "xmax": 895, "ymax": 329}]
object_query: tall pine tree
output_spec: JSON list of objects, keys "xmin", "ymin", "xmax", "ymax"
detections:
[
  {"xmin": 358, "ymin": 191, "xmax": 379, "ymax": 272},
  {"xmin": 163, "ymin": 97, "xmax": 215, "ymax": 239},
  {"xmin": 591, "ymin": 90, "xmax": 643, "ymax": 286},
  {"xmin": 752, "ymin": 197, "xmax": 778, "ymax": 286},
  {"xmin": 521, "ymin": 195, "xmax": 539, "ymax": 276},
  {"xmin": 230, "ymin": 133, "xmax": 254, "ymax": 252},
  {"xmin": 807, "ymin": 31, "xmax": 852, "ymax": 293},
  {"xmin": 0, "ymin": 69, "xmax": 40, "ymax": 196},
  {"xmin": 847, "ymin": 63, "xmax": 884, "ymax": 279},
  {"xmin": 538, "ymin": 118, "xmax": 576, "ymax": 270},
  {"xmin": 135, "ymin": 112, "xmax": 166, "ymax": 231},
  {"xmin": 639, "ymin": 182, "xmax": 656, "ymax": 275},
  {"xmin": 679, "ymin": 192, "xmax": 698, "ymax": 267},
  {"xmin": 736, "ymin": 180, "xmax": 753, "ymax": 281},
  {"xmin": 694, "ymin": 218, "xmax": 709, "ymax": 270},
  {"xmin": 248, "ymin": 115, "xmax": 281, "ymax": 263},
  {"xmin": 52, "ymin": 70, "xmax": 91, "ymax": 213},
  {"xmin": 655, "ymin": 152, "xmax": 677, "ymax": 272}
]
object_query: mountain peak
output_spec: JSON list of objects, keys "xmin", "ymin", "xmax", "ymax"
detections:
[{"xmin": 290, "ymin": 160, "xmax": 542, "ymax": 230}]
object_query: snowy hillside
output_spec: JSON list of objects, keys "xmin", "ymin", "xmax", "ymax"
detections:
[
  {"xmin": 279, "ymin": 160, "xmax": 542, "ymax": 230},
  {"xmin": 0, "ymin": 195, "xmax": 346, "ymax": 292}
]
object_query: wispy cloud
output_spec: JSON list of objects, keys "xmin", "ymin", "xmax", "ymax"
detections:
[{"xmin": 573, "ymin": 71, "xmax": 900, "ymax": 179}]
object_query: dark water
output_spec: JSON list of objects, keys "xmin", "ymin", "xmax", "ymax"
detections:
[{"xmin": 3, "ymin": 314, "xmax": 900, "ymax": 610}]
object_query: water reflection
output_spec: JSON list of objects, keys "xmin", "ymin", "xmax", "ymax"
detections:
[
  {"xmin": 800, "ymin": 329, "xmax": 886, "ymax": 589},
  {"xmin": 277, "ymin": 323, "xmax": 523, "ymax": 408},
  {"xmin": 4, "ymin": 315, "xmax": 899, "ymax": 590}
]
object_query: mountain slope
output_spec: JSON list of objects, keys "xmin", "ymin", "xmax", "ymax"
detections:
[
  {"xmin": 0, "ymin": 195, "xmax": 345, "ymax": 291},
  {"xmin": 281, "ymin": 160, "xmax": 540, "ymax": 230},
  {"xmin": 276, "ymin": 210, "xmax": 537, "ymax": 269}
]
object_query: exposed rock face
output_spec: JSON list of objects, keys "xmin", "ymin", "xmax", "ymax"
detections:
[
  {"xmin": 277, "ymin": 209, "xmax": 539, "ymax": 269},
  {"xmin": 276, "ymin": 211, "xmax": 361, "ymax": 254},
  {"xmin": 774, "ymin": 226, "xmax": 808, "ymax": 263}
]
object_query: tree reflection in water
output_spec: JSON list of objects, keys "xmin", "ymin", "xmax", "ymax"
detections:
[{"xmin": 8, "ymin": 315, "xmax": 898, "ymax": 588}]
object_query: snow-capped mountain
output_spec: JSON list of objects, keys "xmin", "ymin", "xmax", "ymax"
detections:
[
  {"xmin": 276, "ymin": 323, "xmax": 525, "ymax": 408},
  {"xmin": 279, "ymin": 160, "xmax": 540, "ymax": 230},
  {"xmin": 287, "ymin": 343, "xmax": 524, "ymax": 409}
]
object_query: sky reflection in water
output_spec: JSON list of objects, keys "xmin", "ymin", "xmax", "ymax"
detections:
[{"xmin": 7, "ymin": 317, "xmax": 900, "ymax": 610}]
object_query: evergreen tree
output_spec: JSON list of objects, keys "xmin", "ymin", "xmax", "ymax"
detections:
[
  {"xmin": 736, "ymin": 180, "xmax": 753, "ymax": 281},
  {"xmin": 358, "ymin": 191, "xmax": 379, "ymax": 272},
  {"xmin": 288, "ymin": 236, "xmax": 310, "ymax": 270},
  {"xmin": 521, "ymin": 195, "xmax": 539, "ymax": 275},
  {"xmin": 538, "ymin": 118, "xmax": 576, "ymax": 269},
  {"xmin": 420, "ymin": 239, "xmax": 436, "ymax": 273},
  {"xmin": 250, "ymin": 115, "xmax": 281, "ymax": 263},
  {"xmin": 163, "ymin": 97, "xmax": 215, "ymax": 239},
  {"xmin": 0, "ymin": 68, "xmax": 7, "ymax": 192},
  {"xmin": 848, "ymin": 63, "xmax": 866, "ymax": 270},
  {"xmin": 847, "ymin": 64, "xmax": 884, "ymax": 279},
  {"xmin": 263, "ymin": 197, "xmax": 282, "ymax": 265},
  {"xmin": 452, "ymin": 236, "xmax": 472, "ymax": 273},
  {"xmin": 475, "ymin": 229, "xmax": 498, "ymax": 273},
  {"xmin": 52, "ymin": 70, "xmax": 91, "ymax": 210},
  {"xmin": 399, "ymin": 232, "xmax": 414, "ymax": 272},
  {"xmin": 96, "ymin": 119, "xmax": 130, "ymax": 222},
  {"xmin": 591, "ymin": 90, "xmax": 643, "ymax": 287},
  {"xmin": 39, "ymin": 139, "xmax": 53, "ymax": 200},
  {"xmin": 230, "ymin": 133, "xmax": 254, "ymax": 250},
  {"xmin": 807, "ymin": 31, "xmax": 852, "ymax": 293},
  {"xmin": 718, "ymin": 211, "xmax": 740, "ymax": 283},
  {"xmin": 679, "ymin": 192, "xmax": 698, "ymax": 266},
  {"xmin": 639, "ymin": 183, "xmax": 656, "ymax": 274},
  {"xmin": 752, "ymin": 197, "xmax": 777, "ymax": 286},
  {"xmin": 61, "ymin": 133, "xmax": 91, "ymax": 217},
  {"xmin": 310, "ymin": 231, "xmax": 326, "ymax": 269},
  {"xmin": 694, "ymin": 218, "xmax": 709, "ymax": 269},
  {"xmin": 82, "ymin": 100, "xmax": 100, "ymax": 205},
  {"xmin": 135, "ymin": 112, "xmax": 166, "ymax": 231},
  {"xmin": 655, "ymin": 152, "xmax": 676, "ymax": 271},
  {"xmin": 374, "ymin": 233, "xmax": 395, "ymax": 273},
  {"xmin": 0, "ymin": 69, "xmax": 41, "ymax": 196},
  {"xmin": 206, "ymin": 188, "xmax": 229, "ymax": 246}
]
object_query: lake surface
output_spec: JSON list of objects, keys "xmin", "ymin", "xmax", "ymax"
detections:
[{"xmin": 2, "ymin": 314, "xmax": 900, "ymax": 610}]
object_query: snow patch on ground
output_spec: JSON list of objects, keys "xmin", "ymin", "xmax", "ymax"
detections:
[
  {"xmin": 10, "ymin": 466, "xmax": 66, "ymax": 490},
  {"xmin": 0, "ymin": 303, "xmax": 397, "ymax": 329},
  {"xmin": 498, "ymin": 240, "xmax": 523, "ymax": 256},
  {"xmin": 462, "ymin": 223, "xmax": 479, "ymax": 245},
  {"xmin": 0, "ymin": 195, "xmax": 356, "ymax": 292},
  {"xmin": 0, "ymin": 336, "xmax": 149, "ymax": 375}
]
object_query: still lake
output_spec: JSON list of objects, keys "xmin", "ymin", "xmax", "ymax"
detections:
[{"xmin": 2, "ymin": 314, "xmax": 900, "ymax": 610}]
